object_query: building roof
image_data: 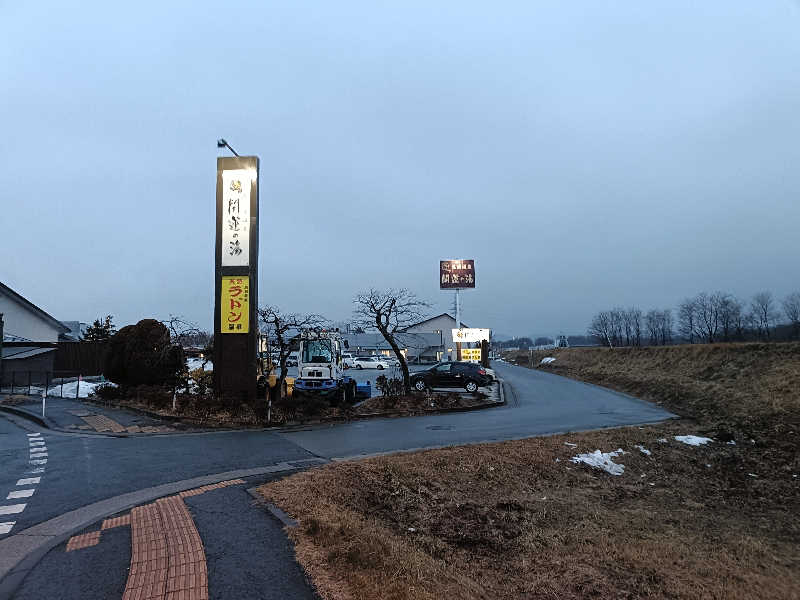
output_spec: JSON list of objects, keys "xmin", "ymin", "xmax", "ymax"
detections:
[
  {"xmin": 402, "ymin": 313, "xmax": 468, "ymax": 330},
  {"xmin": 0, "ymin": 282, "xmax": 70, "ymax": 334},
  {"xmin": 2, "ymin": 346, "xmax": 57, "ymax": 360},
  {"xmin": 341, "ymin": 332, "xmax": 444, "ymax": 352}
]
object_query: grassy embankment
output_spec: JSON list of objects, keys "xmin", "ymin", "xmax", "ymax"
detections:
[{"xmin": 258, "ymin": 343, "xmax": 800, "ymax": 600}]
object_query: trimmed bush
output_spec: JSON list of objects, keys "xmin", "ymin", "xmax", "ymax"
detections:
[{"xmin": 103, "ymin": 319, "xmax": 185, "ymax": 387}]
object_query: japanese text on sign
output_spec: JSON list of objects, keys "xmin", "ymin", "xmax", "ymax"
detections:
[
  {"xmin": 453, "ymin": 328, "xmax": 491, "ymax": 343},
  {"xmin": 461, "ymin": 348, "xmax": 482, "ymax": 361},
  {"xmin": 440, "ymin": 259, "xmax": 476, "ymax": 289},
  {"xmin": 221, "ymin": 169, "xmax": 254, "ymax": 266},
  {"xmin": 220, "ymin": 276, "xmax": 249, "ymax": 334}
]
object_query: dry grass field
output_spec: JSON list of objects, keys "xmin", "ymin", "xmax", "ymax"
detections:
[{"xmin": 257, "ymin": 343, "xmax": 800, "ymax": 599}]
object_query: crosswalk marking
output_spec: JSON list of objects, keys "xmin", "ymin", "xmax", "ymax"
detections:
[
  {"xmin": 0, "ymin": 522, "xmax": 15, "ymax": 535},
  {"xmin": 17, "ymin": 477, "xmax": 40, "ymax": 486},
  {"xmin": 30, "ymin": 459, "xmax": 47, "ymax": 465},
  {"xmin": 26, "ymin": 433, "xmax": 41, "ymax": 437},
  {"xmin": 0, "ymin": 504, "xmax": 26, "ymax": 515},
  {"xmin": 7, "ymin": 489, "xmax": 34, "ymax": 499}
]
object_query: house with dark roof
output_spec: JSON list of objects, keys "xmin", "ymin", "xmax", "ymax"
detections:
[{"xmin": 1, "ymin": 281, "xmax": 70, "ymax": 379}]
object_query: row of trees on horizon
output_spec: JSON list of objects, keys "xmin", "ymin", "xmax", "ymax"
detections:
[{"xmin": 588, "ymin": 290, "xmax": 800, "ymax": 347}]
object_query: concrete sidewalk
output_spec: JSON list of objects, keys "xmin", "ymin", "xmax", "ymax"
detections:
[{"xmin": 0, "ymin": 395, "xmax": 184, "ymax": 435}]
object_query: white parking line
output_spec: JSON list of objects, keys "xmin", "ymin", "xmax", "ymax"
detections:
[
  {"xmin": 0, "ymin": 504, "xmax": 26, "ymax": 515},
  {"xmin": 7, "ymin": 489, "xmax": 34, "ymax": 499},
  {"xmin": 17, "ymin": 477, "xmax": 40, "ymax": 486}
]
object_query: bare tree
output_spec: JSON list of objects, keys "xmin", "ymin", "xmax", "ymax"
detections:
[
  {"xmin": 782, "ymin": 292, "xmax": 800, "ymax": 340},
  {"xmin": 588, "ymin": 311, "xmax": 614, "ymax": 347},
  {"xmin": 716, "ymin": 294, "xmax": 743, "ymax": 342},
  {"xmin": 258, "ymin": 306, "xmax": 327, "ymax": 400},
  {"xmin": 677, "ymin": 298, "xmax": 698, "ymax": 343},
  {"xmin": 693, "ymin": 292, "xmax": 722, "ymax": 344},
  {"xmin": 645, "ymin": 310, "xmax": 660, "ymax": 345},
  {"xmin": 660, "ymin": 308, "xmax": 673, "ymax": 345},
  {"xmin": 353, "ymin": 289, "xmax": 430, "ymax": 394},
  {"xmin": 750, "ymin": 291, "xmax": 778, "ymax": 341}
]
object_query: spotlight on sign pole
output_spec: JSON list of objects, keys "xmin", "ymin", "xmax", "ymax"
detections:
[{"xmin": 216, "ymin": 138, "xmax": 240, "ymax": 157}]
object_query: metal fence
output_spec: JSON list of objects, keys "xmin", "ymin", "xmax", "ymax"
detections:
[{"xmin": 0, "ymin": 370, "xmax": 96, "ymax": 398}]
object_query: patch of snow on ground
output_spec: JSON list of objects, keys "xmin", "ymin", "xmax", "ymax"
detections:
[
  {"xmin": 540, "ymin": 357, "xmax": 556, "ymax": 365},
  {"xmin": 657, "ymin": 438, "xmax": 668, "ymax": 443},
  {"xmin": 570, "ymin": 449, "xmax": 626, "ymax": 476},
  {"xmin": 29, "ymin": 380, "xmax": 117, "ymax": 399},
  {"xmin": 635, "ymin": 445, "xmax": 651, "ymax": 455},
  {"xmin": 564, "ymin": 442, "xmax": 577, "ymax": 447},
  {"xmin": 675, "ymin": 435, "xmax": 713, "ymax": 446},
  {"xmin": 187, "ymin": 358, "xmax": 213, "ymax": 372}
]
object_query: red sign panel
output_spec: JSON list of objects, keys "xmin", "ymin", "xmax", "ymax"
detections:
[{"xmin": 440, "ymin": 260, "xmax": 475, "ymax": 289}]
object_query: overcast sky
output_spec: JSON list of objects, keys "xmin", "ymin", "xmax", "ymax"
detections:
[{"xmin": 2, "ymin": 2, "xmax": 799, "ymax": 338}]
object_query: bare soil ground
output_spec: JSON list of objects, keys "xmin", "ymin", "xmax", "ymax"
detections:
[{"xmin": 257, "ymin": 343, "xmax": 800, "ymax": 600}]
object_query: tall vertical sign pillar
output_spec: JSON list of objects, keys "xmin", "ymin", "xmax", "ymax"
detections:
[{"xmin": 214, "ymin": 156, "xmax": 259, "ymax": 403}]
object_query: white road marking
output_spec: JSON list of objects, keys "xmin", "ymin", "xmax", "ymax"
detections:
[
  {"xmin": 17, "ymin": 478, "xmax": 40, "ymax": 486},
  {"xmin": 7, "ymin": 489, "xmax": 34, "ymax": 499},
  {"xmin": 29, "ymin": 467, "xmax": 45, "ymax": 474},
  {"xmin": 0, "ymin": 504, "xmax": 26, "ymax": 515},
  {"xmin": 29, "ymin": 441, "xmax": 45, "ymax": 446},
  {"xmin": 30, "ymin": 459, "xmax": 47, "ymax": 465},
  {"xmin": 29, "ymin": 452, "xmax": 48, "ymax": 458},
  {"xmin": 26, "ymin": 433, "xmax": 41, "ymax": 437},
  {"xmin": 0, "ymin": 522, "xmax": 15, "ymax": 535}
]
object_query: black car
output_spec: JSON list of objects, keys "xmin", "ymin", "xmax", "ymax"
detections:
[{"xmin": 410, "ymin": 361, "xmax": 492, "ymax": 393}]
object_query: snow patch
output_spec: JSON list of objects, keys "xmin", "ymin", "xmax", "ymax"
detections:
[
  {"xmin": 564, "ymin": 442, "xmax": 577, "ymax": 447},
  {"xmin": 540, "ymin": 357, "xmax": 556, "ymax": 365},
  {"xmin": 675, "ymin": 435, "xmax": 713, "ymax": 446},
  {"xmin": 657, "ymin": 438, "xmax": 668, "ymax": 443},
  {"xmin": 570, "ymin": 449, "xmax": 626, "ymax": 476},
  {"xmin": 187, "ymin": 358, "xmax": 213, "ymax": 372},
  {"xmin": 635, "ymin": 445, "xmax": 651, "ymax": 456}
]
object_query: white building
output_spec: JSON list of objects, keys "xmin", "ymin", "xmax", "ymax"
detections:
[
  {"xmin": 1, "ymin": 281, "xmax": 69, "ymax": 377},
  {"xmin": 402, "ymin": 313, "xmax": 468, "ymax": 362}
]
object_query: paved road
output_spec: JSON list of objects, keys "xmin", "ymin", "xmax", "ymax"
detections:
[
  {"xmin": 277, "ymin": 360, "xmax": 675, "ymax": 458},
  {"xmin": 0, "ymin": 361, "xmax": 674, "ymax": 598},
  {"xmin": 0, "ymin": 415, "xmax": 314, "ymax": 534}
]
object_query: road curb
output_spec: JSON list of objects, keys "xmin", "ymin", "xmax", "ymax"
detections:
[
  {"xmin": 0, "ymin": 458, "xmax": 328, "ymax": 600},
  {"xmin": 245, "ymin": 487, "xmax": 298, "ymax": 528},
  {"xmin": 0, "ymin": 404, "xmax": 54, "ymax": 430}
]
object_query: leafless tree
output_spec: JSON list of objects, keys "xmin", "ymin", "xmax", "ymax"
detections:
[
  {"xmin": 783, "ymin": 292, "xmax": 800, "ymax": 340},
  {"xmin": 716, "ymin": 294, "xmax": 743, "ymax": 342},
  {"xmin": 693, "ymin": 292, "xmax": 722, "ymax": 344},
  {"xmin": 677, "ymin": 298, "xmax": 698, "ymax": 343},
  {"xmin": 258, "ymin": 306, "xmax": 327, "ymax": 399},
  {"xmin": 588, "ymin": 311, "xmax": 614, "ymax": 347},
  {"xmin": 353, "ymin": 288, "xmax": 430, "ymax": 394},
  {"xmin": 660, "ymin": 308, "xmax": 673, "ymax": 345},
  {"xmin": 750, "ymin": 291, "xmax": 778, "ymax": 340}
]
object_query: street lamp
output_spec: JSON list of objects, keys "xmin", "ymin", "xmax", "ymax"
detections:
[{"xmin": 216, "ymin": 138, "xmax": 239, "ymax": 157}]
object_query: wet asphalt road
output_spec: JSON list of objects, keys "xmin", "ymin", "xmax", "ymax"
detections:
[
  {"xmin": 277, "ymin": 360, "xmax": 676, "ymax": 458},
  {"xmin": 0, "ymin": 361, "xmax": 675, "ymax": 598}
]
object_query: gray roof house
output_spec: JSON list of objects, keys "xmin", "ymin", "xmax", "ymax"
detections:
[{"xmin": 1, "ymin": 281, "xmax": 70, "ymax": 378}]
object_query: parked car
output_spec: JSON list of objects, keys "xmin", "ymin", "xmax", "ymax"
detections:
[
  {"xmin": 380, "ymin": 355, "xmax": 401, "ymax": 367},
  {"xmin": 410, "ymin": 361, "xmax": 492, "ymax": 393},
  {"xmin": 353, "ymin": 356, "xmax": 389, "ymax": 369}
]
